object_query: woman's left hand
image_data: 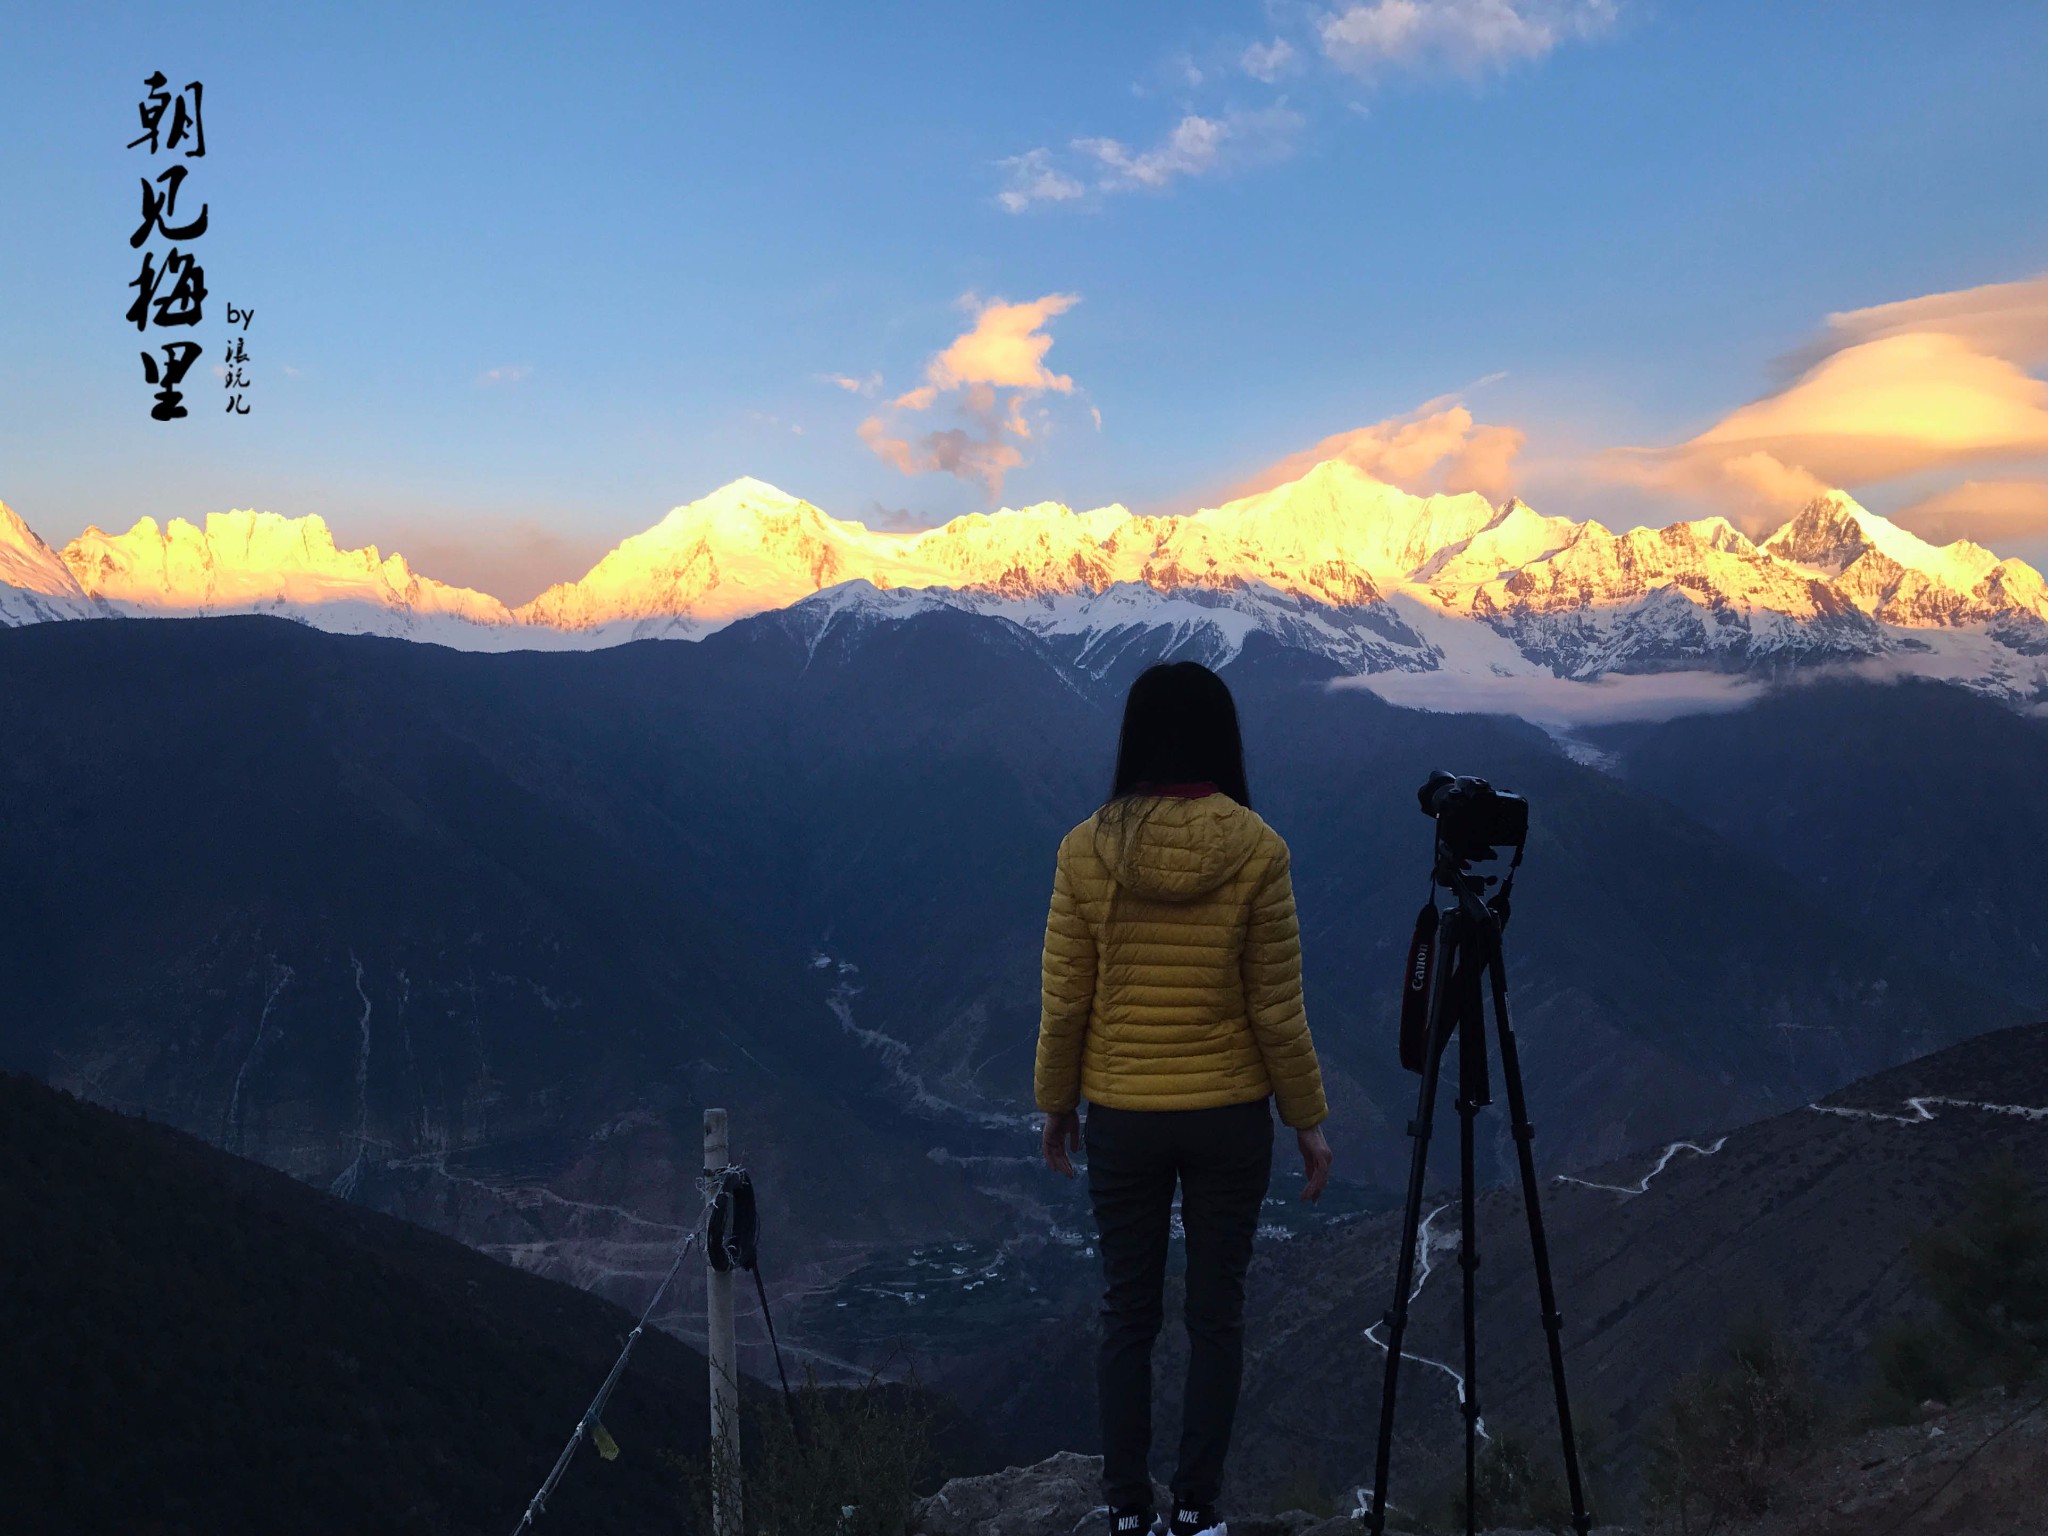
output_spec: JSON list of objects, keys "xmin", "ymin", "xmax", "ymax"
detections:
[{"xmin": 1041, "ymin": 1109, "xmax": 1080, "ymax": 1177}]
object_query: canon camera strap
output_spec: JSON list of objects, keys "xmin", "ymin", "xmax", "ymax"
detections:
[{"xmin": 1399, "ymin": 900, "xmax": 1439, "ymax": 1074}]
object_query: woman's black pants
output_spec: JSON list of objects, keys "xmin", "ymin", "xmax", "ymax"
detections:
[{"xmin": 1084, "ymin": 1097, "xmax": 1275, "ymax": 1512}]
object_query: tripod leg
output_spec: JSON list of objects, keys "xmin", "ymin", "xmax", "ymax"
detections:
[
  {"xmin": 1365, "ymin": 923, "xmax": 1458, "ymax": 1536},
  {"xmin": 1487, "ymin": 946, "xmax": 1594, "ymax": 1536},
  {"xmin": 1458, "ymin": 990, "xmax": 1483, "ymax": 1536}
]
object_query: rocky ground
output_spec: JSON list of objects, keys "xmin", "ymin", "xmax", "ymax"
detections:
[
  {"xmin": 907, "ymin": 1451, "xmax": 1637, "ymax": 1536},
  {"xmin": 1716, "ymin": 1390, "xmax": 2048, "ymax": 1536},
  {"xmin": 911, "ymin": 1386, "xmax": 2048, "ymax": 1536},
  {"xmin": 938, "ymin": 1024, "xmax": 2048, "ymax": 1510}
]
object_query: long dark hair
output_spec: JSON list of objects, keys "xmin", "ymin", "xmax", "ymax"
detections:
[{"xmin": 1105, "ymin": 661, "xmax": 1251, "ymax": 809}]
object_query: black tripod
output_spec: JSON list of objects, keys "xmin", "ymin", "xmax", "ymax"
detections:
[{"xmin": 1364, "ymin": 808, "xmax": 1592, "ymax": 1536}]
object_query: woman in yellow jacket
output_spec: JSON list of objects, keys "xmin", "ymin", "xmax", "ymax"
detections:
[{"xmin": 1035, "ymin": 661, "xmax": 1333, "ymax": 1536}]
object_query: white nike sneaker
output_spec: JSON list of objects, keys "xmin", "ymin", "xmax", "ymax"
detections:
[{"xmin": 1167, "ymin": 1505, "xmax": 1226, "ymax": 1536}]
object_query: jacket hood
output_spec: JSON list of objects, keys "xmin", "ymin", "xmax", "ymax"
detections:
[{"xmin": 1091, "ymin": 794, "xmax": 1264, "ymax": 903}]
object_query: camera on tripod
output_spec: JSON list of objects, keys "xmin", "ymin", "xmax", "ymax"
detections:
[
  {"xmin": 1417, "ymin": 770, "xmax": 1528, "ymax": 860},
  {"xmin": 1369, "ymin": 769, "xmax": 1594, "ymax": 1536}
]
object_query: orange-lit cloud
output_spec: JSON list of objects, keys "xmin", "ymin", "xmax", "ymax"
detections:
[
  {"xmin": 1700, "ymin": 450, "xmax": 1831, "ymax": 510},
  {"xmin": 1238, "ymin": 396, "xmax": 1526, "ymax": 500},
  {"xmin": 822, "ymin": 372, "xmax": 883, "ymax": 396},
  {"xmin": 1891, "ymin": 478, "xmax": 2048, "ymax": 549},
  {"xmin": 1783, "ymin": 273, "xmax": 2048, "ymax": 374},
  {"xmin": 858, "ymin": 417, "xmax": 918, "ymax": 475},
  {"xmin": 1687, "ymin": 332, "xmax": 2048, "ymax": 481},
  {"xmin": 857, "ymin": 293, "xmax": 1086, "ymax": 498},
  {"xmin": 1613, "ymin": 273, "xmax": 2048, "ymax": 531},
  {"xmin": 921, "ymin": 294, "xmax": 1079, "ymax": 393}
]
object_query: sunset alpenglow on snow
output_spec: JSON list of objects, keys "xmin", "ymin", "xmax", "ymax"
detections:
[
  {"xmin": 6, "ymin": 6, "xmax": 2048, "ymax": 650},
  {"xmin": 5, "ymin": 7, "xmax": 2048, "ymax": 1535}
]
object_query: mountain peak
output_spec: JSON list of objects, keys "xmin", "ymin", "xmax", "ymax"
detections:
[
  {"xmin": 519, "ymin": 479, "xmax": 857, "ymax": 631},
  {"xmin": 1765, "ymin": 491, "xmax": 2001, "ymax": 590},
  {"xmin": 0, "ymin": 499, "xmax": 99, "ymax": 622},
  {"xmin": 1421, "ymin": 496, "xmax": 1581, "ymax": 585},
  {"xmin": 1762, "ymin": 491, "xmax": 1872, "ymax": 568},
  {"xmin": 8, "ymin": 462, "xmax": 2047, "ymax": 702},
  {"xmin": 0, "ymin": 500, "xmax": 68, "ymax": 581},
  {"xmin": 1199, "ymin": 461, "xmax": 1499, "ymax": 587},
  {"xmin": 640, "ymin": 478, "xmax": 830, "ymax": 543},
  {"xmin": 57, "ymin": 507, "xmax": 511, "ymax": 628},
  {"xmin": 674, "ymin": 474, "xmax": 798, "ymax": 502},
  {"xmin": 692, "ymin": 476, "xmax": 807, "ymax": 511}
]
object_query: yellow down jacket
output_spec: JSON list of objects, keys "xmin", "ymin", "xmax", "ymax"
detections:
[{"xmin": 1033, "ymin": 792, "xmax": 1328, "ymax": 1130}]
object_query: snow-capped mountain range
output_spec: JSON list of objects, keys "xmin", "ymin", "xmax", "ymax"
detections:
[
  {"xmin": 0, "ymin": 501, "xmax": 103, "ymax": 627},
  {"xmin": 6, "ymin": 461, "xmax": 2046, "ymax": 704}
]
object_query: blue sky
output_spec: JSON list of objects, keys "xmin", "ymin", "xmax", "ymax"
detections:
[{"xmin": 4, "ymin": 1, "xmax": 2047, "ymax": 600}]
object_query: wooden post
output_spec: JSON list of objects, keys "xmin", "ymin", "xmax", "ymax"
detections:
[{"xmin": 705, "ymin": 1107, "xmax": 741, "ymax": 1536}]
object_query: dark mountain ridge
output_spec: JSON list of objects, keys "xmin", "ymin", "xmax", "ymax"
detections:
[
  {"xmin": 1597, "ymin": 679, "xmax": 2048, "ymax": 1011},
  {"xmin": 941, "ymin": 1021, "xmax": 2048, "ymax": 1516},
  {"xmin": 0, "ymin": 1069, "xmax": 725, "ymax": 1536},
  {"xmin": 0, "ymin": 611, "xmax": 2030, "ymax": 1386}
]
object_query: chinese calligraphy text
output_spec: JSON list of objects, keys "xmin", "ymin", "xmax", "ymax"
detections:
[
  {"xmin": 128, "ymin": 72, "xmax": 210, "ymax": 421},
  {"xmin": 224, "ymin": 306, "xmax": 254, "ymax": 415}
]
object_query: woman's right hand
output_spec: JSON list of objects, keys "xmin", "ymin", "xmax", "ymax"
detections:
[{"xmin": 1297, "ymin": 1125, "xmax": 1333, "ymax": 1201}]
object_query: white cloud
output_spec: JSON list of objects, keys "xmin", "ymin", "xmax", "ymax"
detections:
[
  {"xmin": 1242, "ymin": 37, "xmax": 1299, "ymax": 82},
  {"xmin": 996, "ymin": 3, "xmax": 1614, "ymax": 210},
  {"xmin": 1319, "ymin": 0, "xmax": 1618, "ymax": 80},
  {"xmin": 998, "ymin": 108, "xmax": 1303, "ymax": 212},
  {"xmin": 1341, "ymin": 651, "xmax": 2041, "ymax": 730},
  {"xmin": 1340, "ymin": 666, "xmax": 1765, "ymax": 728},
  {"xmin": 1074, "ymin": 118, "xmax": 1222, "ymax": 191},
  {"xmin": 478, "ymin": 363, "xmax": 534, "ymax": 386},
  {"xmin": 996, "ymin": 149, "xmax": 1087, "ymax": 213},
  {"xmin": 1080, "ymin": 107, "xmax": 1303, "ymax": 193}
]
